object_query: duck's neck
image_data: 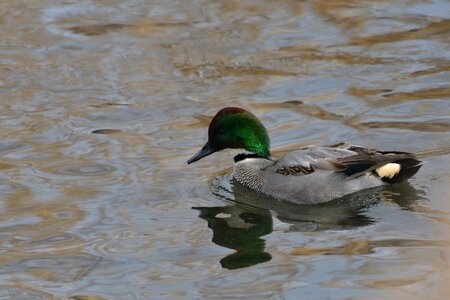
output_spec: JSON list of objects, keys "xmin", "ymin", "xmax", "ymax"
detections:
[
  {"xmin": 234, "ymin": 152, "xmax": 270, "ymax": 163},
  {"xmin": 245, "ymin": 141, "xmax": 270, "ymax": 158},
  {"xmin": 239, "ymin": 122, "xmax": 270, "ymax": 158}
]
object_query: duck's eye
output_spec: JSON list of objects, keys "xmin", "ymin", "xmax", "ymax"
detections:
[{"xmin": 217, "ymin": 128, "xmax": 225, "ymax": 134}]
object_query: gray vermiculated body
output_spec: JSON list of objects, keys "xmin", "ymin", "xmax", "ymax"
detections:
[{"xmin": 233, "ymin": 146, "xmax": 386, "ymax": 204}]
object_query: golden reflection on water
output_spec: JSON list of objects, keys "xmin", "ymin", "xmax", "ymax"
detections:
[{"xmin": 0, "ymin": 0, "xmax": 449, "ymax": 298}]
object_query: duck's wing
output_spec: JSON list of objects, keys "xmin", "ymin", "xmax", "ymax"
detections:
[
  {"xmin": 269, "ymin": 145, "xmax": 356, "ymax": 176},
  {"xmin": 270, "ymin": 143, "xmax": 422, "ymax": 183}
]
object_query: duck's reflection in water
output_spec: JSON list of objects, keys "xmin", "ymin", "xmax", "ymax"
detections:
[
  {"xmin": 195, "ymin": 176, "xmax": 425, "ymax": 269},
  {"xmin": 193, "ymin": 205, "xmax": 273, "ymax": 270}
]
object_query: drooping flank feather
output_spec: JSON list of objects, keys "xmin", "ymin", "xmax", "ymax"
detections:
[{"xmin": 340, "ymin": 163, "xmax": 375, "ymax": 178}]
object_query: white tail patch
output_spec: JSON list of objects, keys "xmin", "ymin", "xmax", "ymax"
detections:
[{"xmin": 376, "ymin": 163, "xmax": 401, "ymax": 179}]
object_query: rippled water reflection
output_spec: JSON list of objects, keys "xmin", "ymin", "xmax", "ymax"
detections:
[{"xmin": 1, "ymin": 0, "xmax": 449, "ymax": 299}]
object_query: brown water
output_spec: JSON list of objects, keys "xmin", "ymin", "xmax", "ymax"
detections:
[{"xmin": 1, "ymin": 0, "xmax": 450, "ymax": 299}]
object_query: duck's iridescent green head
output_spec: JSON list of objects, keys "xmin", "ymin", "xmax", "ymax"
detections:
[{"xmin": 187, "ymin": 107, "xmax": 270, "ymax": 164}]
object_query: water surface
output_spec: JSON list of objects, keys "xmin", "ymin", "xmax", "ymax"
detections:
[{"xmin": 0, "ymin": 0, "xmax": 449, "ymax": 299}]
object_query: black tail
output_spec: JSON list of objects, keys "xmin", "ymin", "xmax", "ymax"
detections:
[{"xmin": 379, "ymin": 158, "xmax": 423, "ymax": 184}]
